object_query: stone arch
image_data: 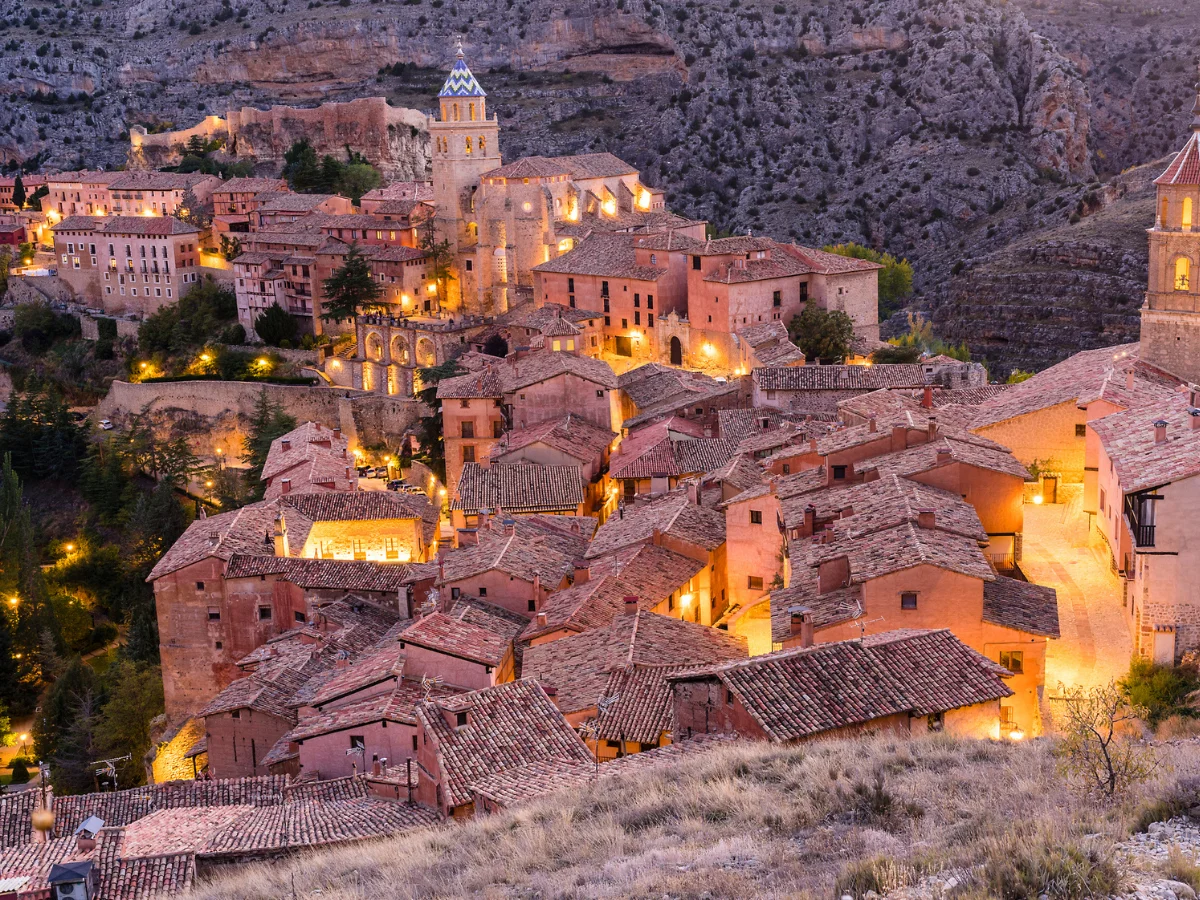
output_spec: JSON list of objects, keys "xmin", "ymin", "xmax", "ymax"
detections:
[
  {"xmin": 670, "ymin": 336, "xmax": 683, "ymax": 366},
  {"xmin": 465, "ymin": 136, "xmax": 472, "ymax": 155},
  {"xmin": 469, "ymin": 102, "xmax": 477, "ymax": 121},
  {"xmin": 416, "ymin": 336, "xmax": 436, "ymax": 367},
  {"xmin": 391, "ymin": 334, "xmax": 410, "ymax": 366},
  {"xmin": 1176, "ymin": 256, "xmax": 1193, "ymax": 292},
  {"xmin": 365, "ymin": 330, "xmax": 385, "ymax": 361}
]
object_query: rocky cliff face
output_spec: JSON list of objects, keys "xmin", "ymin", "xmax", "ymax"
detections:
[{"xmin": 0, "ymin": 0, "xmax": 1192, "ymax": 370}]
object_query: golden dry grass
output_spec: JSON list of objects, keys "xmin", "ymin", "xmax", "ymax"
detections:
[{"xmin": 193, "ymin": 735, "xmax": 1200, "ymax": 900}]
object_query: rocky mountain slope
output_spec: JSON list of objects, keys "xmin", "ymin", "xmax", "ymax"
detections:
[{"xmin": 0, "ymin": 0, "xmax": 1195, "ymax": 372}]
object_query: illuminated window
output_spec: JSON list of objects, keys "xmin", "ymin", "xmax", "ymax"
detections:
[
  {"xmin": 1185, "ymin": 197, "xmax": 1194, "ymax": 230},
  {"xmin": 1176, "ymin": 257, "xmax": 1191, "ymax": 291}
]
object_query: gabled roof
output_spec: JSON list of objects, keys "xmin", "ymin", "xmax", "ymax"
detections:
[
  {"xmin": 532, "ymin": 231, "xmax": 666, "ymax": 282},
  {"xmin": 223, "ymin": 556, "xmax": 415, "ymax": 593},
  {"xmin": 451, "ymin": 462, "xmax": 584, "ymax": 514},
  {"xmin": 585, "ymin": 490, "xmax": 727, "ymax": 559},
  {"xmin": 1089, "ymin": 391, "xmax": 1200, "ymax": 493},
  {"xmin": 522, "ymin": 611, "xmax": 747, "ymax": 715},
  {"xmin": 670, "ymin": 629, "xmax": 1010, "ymax": 741},
  {"xmin": 595, "ymin": 664, "xmax": 705, "ymax": 744},
  {"xmin": 439, "ymin": 515, "xmax": 593, "ymax": 585},
  {"xmin": 281, "ymin": 490, "xmax": 437, "ymax": 526},
  {"xmin": 609, "ymin": 422, "xmax": 737, "ymax": 481},
  {"xmin": 490, "ymin": 415, "xmax": 614, "ymax": 465},
  {"xmin": 415, "ymin": 680, "xmax": 592, "ymax": 809},
  {"xmin": 1155, "ymin": 132, "xmax": 1200, "ymax": 186},
  {"xmin": 983, "ymin": 576, "xmax": 1061, "ymax": 638},
  {"xmin": 309, "ymin": 642, "xmax": 405, "ymax": 708},
  {"xmin": 399, "ymin": 612, "xmax": 512, "ymax": 667},
  {"xmin": 755, "ymin": 364, "xmax": 927, "ymax": 392}
]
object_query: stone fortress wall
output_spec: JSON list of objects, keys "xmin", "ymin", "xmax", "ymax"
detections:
[{"xmin": 129, "ymin": 97, "xmax": 431, "ymax": 181}]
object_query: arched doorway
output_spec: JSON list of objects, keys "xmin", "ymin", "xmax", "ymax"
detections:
[
  {"xmin": 365, "ymin": 331, "xmax": 384, "ymax": 362},
  {"xmin": 416, "ymin": 337, "xmax": 437, "ymax": 367},
  {"xmin": 391, "ymin": 335, "xmax": 410, "ymax": 366},
  {"xmin": 670, "ymin": 336, "xmax": 683, "ymax": 366}
]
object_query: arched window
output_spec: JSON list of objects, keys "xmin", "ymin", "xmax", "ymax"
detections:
[
  {"xmin": 1184, "ymin": 197, "xmax": 1193, "ymax": 230},
  {"xmin": 465, "ymin": 136, "xmax": 472, "ymax": 155},
  {"xmin": 453, "ymin": 103, "xmax": 460, "ymax": 122},
  {"xmin": 469, "ymin": 103, "xmax": 476, "ymax": 121},
  {"xmin": 1161, "ymin": 197, "xmax": 1170, "ymax": 225},
  {"xmin": 1176, "ymin": 256, "xmax": 1191, "ymax": 292},
  {"xmin": 479, "ymin": 136, "xmax": 486, "ymax": 152}
]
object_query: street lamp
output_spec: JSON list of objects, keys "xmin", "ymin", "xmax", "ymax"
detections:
[{"xmin": 7, "ymin": 596, "xmax": 17, "ymax": 607}]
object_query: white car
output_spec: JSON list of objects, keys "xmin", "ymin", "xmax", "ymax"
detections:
[{"xmin": 99, "ymin": 419, "xmax": 114, "ymax": 431}]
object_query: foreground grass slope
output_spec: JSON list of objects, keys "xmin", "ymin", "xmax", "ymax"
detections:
[{"xmin": 195, "ymin": 736, "xmax": 1200, "ymax": 899}]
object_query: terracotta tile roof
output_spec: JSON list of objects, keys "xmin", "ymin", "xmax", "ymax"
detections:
[
  {"xmin": 147, "ymin": 502, "xmax": 280, "ymax": 580},
  {"xmin": 983, "ymin": 576, "xmax": 1061, "ymax": 638},
  {"xmin": 779, "ymin": 244, "xmax": 884, "ymax": 274},
  {"xmin": 223, "ymin": 555, "xmax": 415, "ymax": 593},
  {"xmin": 585, "ymin": 490, "xmax": 726, "ymax": 559},
  {"xmin": 969, "ymin": 344, "xmax": 1181, "ymax": 430},
  {"xmin": 589, "ymin": 542, "xmax": 707, "ymax": 600},
  {"xmin": 262, "ymin": 422, "xmax": 348, "ymax": 480},
  {"xmin": 451, "ymin": 462, "xmax": 584, "ymax": 514},
  {"xmin": 362, "ymin": 182, "xmax": 434, "ymax": 203},
  {"xmin": 490, "ymin": 415, "xmax": 615, "ymax": 465},
  {"xmin": 703, "ymin": 253, "xmax": 813, "ymax": 285},
  {"xmin": 618, "ymin": 365, "xmax": 721, "ymax": 411},
  {"xmin": 814, "ymin": 411, "xmax": 939, "ymax": 456},
  {"xmin": 435, "ymin": 366, "xmax": 505, "ymax": 399},
  {"xmin": 0, "ymin": 792, "xmax": 36, "ymax": 848},
  {"xmin": 439, "ymin": 515, "xmax": 593, "ymax": 585},
  {"xmin": 447, "ymin": 597, "xmax": 530, "ymax": 644},
  {"xmin": 738, "ymin": 321, "xmax": 806, "ymax": 366},
  {"xmin": 755, "ymin": 364, "xmax": 926, "ymax": 392},
  {"xmin": 1090, "ymin": 392, "xmax": 1200, "ymax": 493},
  {"xmin": 501, "ymin": 303, "xmax": 605, "ymax": 333},
  {"xmin": 769, "ymin": 580, "xmax": 863, "ymax": 639},
  {"xmin": 860, "ymin": 433, "xmax": 1031, "ymax": 481},
  {"xmin": 633, "ymin": 230, "xmax": 703, "ymax": 252},
  {"xmin": 286, "ymin": 679, "xmax": 461, "ymax": 741},
  {"xmin": 215, "ymin": 177, "xmax": 288, "ymax": 194},
  {"xmin": 482, "ymin": 156, "xmax": 573, "ymax": 179},
  {"xmin": 716, "ymin": 408, "xmax": 788, "ymax": 443},
  {"xmin": 704, "ymin": 453, "xmax": 767, "ymax": 493},
  {"xmin": 595, "ymin": 664, "xmax": 704, "ymax": 744},
  {"xmin": 560, "ymin": 152, "xmax": 639, "ymax": 179},
  {"xmin": 399, "ymin": 612, "xmax": 512, "ymax": 666},
  {"xmin": 609, "ymin": 422, "xmax": 737, "ymax": 480},
  {"xmin": 672, "ymin": 629, "xmax": 1010, "ymax": 741},
  {"xmin": 837, "ymin": 385, "xmax": 1011, "ymax": 429},
  {"xmin": 282, "ymin": 490, "xmax": 438, "ymax": 525},
  {"xmin": 1156, "ymin": 132, "xmax": 1200, "ymax": 185},
  {"xmin": 532, "ymin": 231, "xmax": 666, "ymax": 281},
  {"xmin": 258, "ymin": 192, "xmax": 341, "ymax": 212},
  {"xmin": 51, "ymin": 215, "xmax": 102, "ymax": 232},
  {"xmin": 94, "ymin": 828, "xmax": 195, "ymax": 899},
  {"xmin": 309, "ymin": 642, "xmax": 405, "ymax": 708},
  {"xmin": 198, "ymin": 675, "xmax": 298, "ymax": 721},
  {"xmin": 51, "ymin": 776, "xmax": 289, "ymax": 837},
  {"xmin": 108, "ymin": 172, "xmax": 215, "ymax": 191},
  {"xmin": 415, "ymin": 680, "xmax": 593, "ymax": 808},
  {"xmin": 0, "ymin": 837, "xmax": 85, "ymax": 897},
  {"xmin": 520, "ymin": 575, "xmax": 636, "ymax": 641},
  {"xmin": 436, "ymin": 351, "xmax": 617, "ymax": 399},
  {"xmin": 734, "ymin": 422, "xmax": 810, "ymax": 457},
  {"xmin": 522, "ymin": 611, "xmax": 747, "ymax": 715},
  {"xmin": 280, "ymin": 774, "xmax": 370, "ymax": 803}
]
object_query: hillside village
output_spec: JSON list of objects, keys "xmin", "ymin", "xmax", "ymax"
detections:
[{"xmin": 4, "ymin": 44, "xmax": 1200, "ymax": 900}]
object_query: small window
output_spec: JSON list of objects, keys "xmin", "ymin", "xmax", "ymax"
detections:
[
  {"xmin": 456, "ymin": 712, "xmax": 468, "ymax": 727},
  {"xmin": 1075, "ymin": 424, "xmax": 1086, "ymax": 438},
  {"xmin": 208, "ymin": 608, "xmax": 220, "ymax": 621},
  {"xmin": 258, "ymin": 606, "xmax": 272, "ymax": 621},
  {"xmin": 832, "ymin": 465, "xmax": 847, "ymax": 480},
  {"xmin": 231, "ymin": 709, "xmax": 240, "ymax": 719},
  {"xmin": 196, "ymin": 581, "xmax": 205, "ymax": 591},
  {"xmin": 461, "ymin": 421, "xmax": 475, "ymax": 439},
  {"xmin": 901, "ymin": 592, "xmax": 918, "ymax": 610},
  {"xmin": 692, "ymin": 256, "xmax": 701, "ymax": 270},
  {"xmin": 350, "ymin": 735, "xmax": 365, "ymax": 750},
  {"xmin": 462, "ymin": 445, "xmax": 476, "ymax": 463},
  {"xmin": 596, "ymin": 389, "xmax": 604, "ymax": 398},
  {"xmin": 460, "ymin": 399, "xmax": 470, "ymax": 409},
  {"xmin": 750, "ymin": 510, "xmax": 763, "ymax": 525},
  {"xmin": 927, "ymin": 711, "xmax": 945, "ymax": 733},
  {"xmin": 528, "ymin": 598, "xmax": 536, "ymax": 612},
  {"xmin": 294, "ymin": 610, "xmax": 305, "ymax": 623},
  {"xmin": 1000, "ymin": 705, "xmax": 1015, "ymax": 725},
  {"xmin": 748, "ymin": 576, "xmax": 764, "ymax": 590},
  {"xmin": 214, "ymin": 641, "xmax": 222, "ymax": 649},
  {"xmin": 999, "ymin": 650, "xmax": 1024, "ymax": 674},
  {"xmin": 478, "ymin": 587, "xmax": 487, "ymax": 597},
  {"xmin": 782, "ymin": 464, "xmax": 791, "ymax": 475},
  {"xmin": 451, "ymin": 587, "xmax": 461, "ymax": 600},
  {"xmin": 772, "ymin": 290, "xmax": 782, "ymax": 307},
  {"xmin": 412, "ymin": 734, "xmax": 418, "ymax": 751}
]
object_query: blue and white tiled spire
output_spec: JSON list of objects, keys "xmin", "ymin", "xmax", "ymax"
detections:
[{"xmin": 439, "ymin": 40, "xmax": 486, "ymax": 98}]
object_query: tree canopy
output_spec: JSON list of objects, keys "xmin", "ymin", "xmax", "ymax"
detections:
[
  {"xmin": 321, "ymin": 243, "xmax": 382, "ymax": 322},
  {"xmin": 787, "ymin": 301, "xmax": 855, "ymax": 363},
  {"xmin": 254, "ymin": 302, "xmax": 299, "ymax": 347},
  {"xmin": 824, "ymin": 242, "xmax": 914, "ymax": 320}
]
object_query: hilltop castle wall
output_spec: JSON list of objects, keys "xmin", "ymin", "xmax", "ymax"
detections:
[{"xmin": 129, "ymin": 97, "xmax": 431, "ymax": 181}]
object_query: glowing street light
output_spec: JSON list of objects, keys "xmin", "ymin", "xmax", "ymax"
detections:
[
  {"xmin": 1032, "ymin": 495, "xmax": 1044, "ymax": 506},
  {"xmin": 7, "ymin": 596, "xmax": 18, "ymax": 607},
  {"xmin": 64, "ymin": 543, "xmax": 74, "ymax": 553}
]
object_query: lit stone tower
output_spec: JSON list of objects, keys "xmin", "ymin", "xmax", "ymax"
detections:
[
  {"xmin": 1142, "ymin": 78, "xmax": 1200, "ymax": 382},
  {"xmin": 429, "ymin": 42, "xmax": 501, "ymax": 314}
]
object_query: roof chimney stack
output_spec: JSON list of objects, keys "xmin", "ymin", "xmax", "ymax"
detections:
[
  {"xmin": 1127, "ymin": 369, "xmax": 1135, "ymax": 391},
  {"xmin": 333, "ymin": 428, "xmax": 341, "ymax": 440},
  {"xmin": 536, "ymin": 611, "xmax": 548, "ymax": 627},
  {"xmin": 624, "ymin": 595, "xmax": 639, "ymax": 616},
  {"xmin": 917, "ymin": 508, "xmax": 935, "ymax": 529},
  {"xmin": 921, "ymin": 385, "xmax": 933, "ymax": 409},
  {"xmin": 788, "ymin": 605, "xmax": 814, "ymax": 648},
  {"xmin": 1191, "ymin": 409, "xmax": 1200, "ymax": 431},
  {"xmin": 868, "ymin": 416, "xmax": 877, "ymax": 434},
  {"xmin": 1154, "ymin": 420, "xmax": 1169, "ymax": 444},
  {"xmin": 281, "ymin": 439, "xmax": 291, "ymax": 451},
  {"xmin": 281, "ymin": 478, "xmax": 291, "ymax": 494},
  {"xmin": 574, "ymin": 561, "xmax": 589, "ymax": 584},
  {"xmin": 936, "ymin": 446, "xmax": 952, "ymax": 466},
  {"xmin": 686, "ymin": 481, "xmax": 699, "ymax": 505},
  {"xmin": 802, "ymin": 503, "xmax": 817, "ymax": 537},
  {"xmin": 926, "ymin": 416, "xmax": 937, "ymax": 440}
]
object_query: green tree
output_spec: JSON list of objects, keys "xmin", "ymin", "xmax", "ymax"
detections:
[
  {"xmin": 0, "ymin": 378, "xmax": 88, "ymax": 480},
  {"xmin": 95, "ymin": 659, "xmax": 164, "ymax": 790},
  {"xmin": 0, "ymin": 247, "xmax": 11, "ymax": 298},
  {"xmin": 11, "ymin": 173, "xmax": 25, "ymax": 210},
  {"xmin": 173, "ymin": 186, "xmax": 212, "ymax": 229},
  {"xmin": 241, "ymin": 390, "xmax": 296, "ymax": 496},
  {"xmin": 138, "ymin": 278, "xmax": 237, "ymax": 354},
  {"xmin": 1007, "ymin": 369, "xmax": 1034, "ymax": 384},
  {"xmin": 33, "ymin": 656, "xmax": 103, "ymax": 793},
  {"xmin": 320, "ymin": 243, "xmax": 382, "ymax": 322},
  {"xmin": 1119, "ymin": 657, "xmax": 1200, "ymax": 727},
  {"xmin": 339, "ymin": 162, "xmax": 381, "ymax": 204},
  {"xmin": 788, "ymin": 301, "xmax": 854, "ymax": 363},
  {"xmin": 824, "ymin": 242, "xmax": 914, "ymax": 319},
  {"xmin": 284, "ymin": 139, "xmax": 321, "ymax": 192},
  {"xmin": 185, "ymin": 134, "xmax": 209, "ymax": 157},
  {"xmin": 869, "ymin": 344, "xmax": 922, "ymax": 364},
  {"xmin": 318, "ymin": 155, "xmax": 345, "ymax": 194},
  {"xmin": 413, "ymin": 360, "xmax": 464, "ymax": 483},
  {"xmin": 26, "ymin": 184, "xmax": 48, "ymax": 212},
  {"xmin": 220, "ymin": 234, "xmax": 242, "ymax": 262},
  {"xmin": 254, "ymin": 303, "xmax": 298, "ymax": 347},
  {"xmin": 126, "ymin": 480, "xmax": 191, "ymax": 571}
]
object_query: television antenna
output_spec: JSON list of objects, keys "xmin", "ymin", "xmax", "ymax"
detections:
[
  {"xmin": 92, "ymin": 754, "xmax": 131, "ymax": 791},
  {"xmin": 420, "ymin": 674, "xmax": 444, "ymax": 699}
]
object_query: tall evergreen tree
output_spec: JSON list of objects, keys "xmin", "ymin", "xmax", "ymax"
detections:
[
  {"xmin": 320, "ymin": 243, "xmax": 382, "ymax": 322},
  {"xmin": 11, "ymin": 173, "xmax": 26, "ymax": 210},
  {"xmin": 242, "ymin": 390, "xmax": 296, "ymax": 498}
]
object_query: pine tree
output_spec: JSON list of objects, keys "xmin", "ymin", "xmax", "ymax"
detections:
[
  {"xmin": 254, "ymin": 302, "xmax": 298, "ymax": 347},
  {"xmin": 11, "ymin": 173, "xmax": 26, "ymax": 210},
  {"xmin": 320, "ymin": 243, "xmax": 382, "ymax": 322},
  {"xmin": 241, "ymin": 390, "xmax": 296, "ymax": 496}
]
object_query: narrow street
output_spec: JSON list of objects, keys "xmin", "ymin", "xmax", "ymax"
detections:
[{"xmin": 1021, "ymin": 487, "xmax": 1133, "ymax": 694}]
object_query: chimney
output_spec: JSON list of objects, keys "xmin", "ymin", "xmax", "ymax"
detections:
[
  {"xmin": 1154, "ymin": 419, "xmax": 1168, "ymax": 444},
  {"xmin": 479, "ymin": 508, "xmax": 491, "ymax": 531},
  {"xmin": 457, "ymin": 528, "xmax": 478, "ymax": 547},
  {"xmin": 281, "ymin": 478, "xmax": 291, "ymax": 494},
  {"xmin": 802, "ymin": 503, "xmax": 816, "ymax": 537},
  {"xmin": 1127, "ymin": 369, "xmax": 1135, "ymax": 390},
  {"xmin": 372, "ymin": 754, "xmax": 382, "ymax": 776},
  {"xmin": 345, "ymin": 466, "xmax": 353, "ymax": 480},
  {"xmin": 503, "ymin": 519, "xmax": 516, "ymax": 536},
  {"xmin": 341, "ymin": 449, "xmax": 347, "ymax": 459},
  {"xmin": 624, "ymin": 595, "xmax": 639, "ymax": 616},
  {"xmin": 1191, "ymin": 409, "xmax": 1200, "ymax": 431},
  {"xmin": 1190, "ymin": 388, "xmax": 1198, "ymax": 407},
  {"xmin": 273, "ymin": 515, "xmax": 288, "ymax": 557},
  {"xmin": 868, "ymin": 416, "xmax": 877, "ymax": 434},
  {"xmin": 917, "ymin": 508, "xmax": 935, "ymax": 529},
  {"xmin": 536, "ymin": 611, "xmax": 548, "ymax": 628},
  {"xmin": 574, "ymin": 561, "xmax": 589, "ymax": 584},
  {"xmin": 808, "ymin": 438, "xmax": 818, "ymax": 452},
  {"xmin": 788, "ymin": 605, "xmax": 814, "ymax": 648},
  {"xmin": 543, "ymin": 685, "xmax": 559, "ymax": 707},
  {"xmin": 840, "ymin": 505, "xmax": 854, "ymax": 519},
  {"xmin": 208, "ymin": 531, "xmax": 220, "ymax": 547},
  {"xmin": 651, "ymin": 527, "xmax": 663, "ymax": 546},
  {"xmin": 926, "ymin": 416, "xmax": 938, "ymax": 440},
  {"xmin": 936, "ymin": 447, "xmax": 952, "ymax": 466},
  {"xmin": 891, "ymin": 425, "xmax": 908, "ymax": 452},
  {"xmin": 686, "ymin": 481, "xmax": 699, "ymax": 505},
  {"xmin": 817, "ymin": 555, "xmax": 850, "ymax": 593},
  {"xmin": 335, "ymin": 652, "xmax": 351, "ymax": 670},
  {"xmin": 921, "ymin": 385, "xmax": 933, "ymax": 409},
  {"xmin": 281, "ymin": 439, "xmax": 291, "ymax": 452},
  {"xmin": 333, "ymin": 428, "xmax": 341, "ymax": 440}
]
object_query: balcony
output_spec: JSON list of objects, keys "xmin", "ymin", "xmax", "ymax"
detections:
[{"xmin": 1124, "ymin": 491, "xmax": 1158, "ymax": 548}]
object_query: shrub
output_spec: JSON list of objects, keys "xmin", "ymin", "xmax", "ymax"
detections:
[
  {"xmin": 836, "ymin": 856, "xmax": 915, "ymax": 898},
  {"xmin": 1161, "ymin": 845, "xmax": 1200, "ymax": 892},
  {"xmin": 8, "ymin": 757, "xmax": 30, "ymax": 784},
  {"xmin": 1120, "ymin": 657, "xmax": 1200, "ymax": 727},
  {"xmin": 970, "ymin": 829, "xmax": 1123, "ymax": 899},
  {"xmin": 1058, "ymin": 680, "xmax": 1156, "ymax": 799}
]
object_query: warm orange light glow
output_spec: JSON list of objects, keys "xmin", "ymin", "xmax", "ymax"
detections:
[
  {"xmin": 427, "ymin": 283, "xmax": 438, "ymax": 295},
  {"xmin": 601, "ymin": 198, "xmax": 617, "ymax": 217},
  {"xmin": 200, "ymin": 353, "xmax": 212, "ymax": 363},
  {"xmin": 680, "ymin": 592, "xmax": 694, "ymax": 608},
  {"xmin": 637, "ymin": 189, "xmax": 652, "ymax": 210},
  {"xmin": 139, "ymin": 362, "xmax": 148, "ymax": 370},
  {"xmin": 702, "ymin": 342, "xmax": 716, "ymax": 358},
  {"xmin": 7, "ymin": 596, "xmax": 17, "ymax": 606},
  {"xmin": 64, "ymin": 543, "xmax": 74, "ymax": 552},
  {"xmin": 1032, "ymin": 495, "xmax": 1044, "ymax": 505}
]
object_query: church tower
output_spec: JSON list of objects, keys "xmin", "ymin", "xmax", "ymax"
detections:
[
  {"xmin": 1141, "ymin": 79, "xmax": 1200, "ymax": 383},
  {"xmin": 429, "ymin": 42, "xmax": 501, "ymax": 312}
]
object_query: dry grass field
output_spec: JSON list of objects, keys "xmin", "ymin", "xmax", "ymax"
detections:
[{"xmin": 193, "ymin": 734, "xmax": 1200, "ymax": 899}]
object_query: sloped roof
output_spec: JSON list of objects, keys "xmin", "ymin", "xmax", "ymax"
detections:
[
  {"xmin": 399, "ymin": 612, "xmax": 512, "ymax": 666},
  {"xmin": 1090, "ymin": 392, "xmax": 1200, "ymax": 493},
  {"xmin": 585, "ymin": 490, "xmax": 727, "ymax": 559},
  {"xmin": 490, "ymin": 415, "xmax": 614, "ymax": 465},
  {"xmin": 983, "ymin": 576, "xmax": 1061, "ymax": 638},
  {"xmin": 439, "ymin": 515, "xmax": 593, "ymax": 585},
  {"xmin": 609, "ymin": 422, "xmax": 737, "ymax": 481},
  {"xmin": 451, "ymin": 462, "xmax": 584, "ymax": 514},
  {"xmin": 532, "ymin": 231, "xmax": 666, "ymax": 282},
  {"xmin": 755, "ymin": 364, "xmax": 926, "ymax": 392},
  {"xmin": 1155, "ymin": 132, "xmax": 1200, "ymax": 186}
]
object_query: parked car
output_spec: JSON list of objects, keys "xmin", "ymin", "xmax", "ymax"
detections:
[{"xmin": 99, "ymin": 419, "xmax": 114, "ymax": 431}]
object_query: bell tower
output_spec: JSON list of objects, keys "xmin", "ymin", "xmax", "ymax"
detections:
[
  {"xmin": 1141, "ymin": 76, "xmax": 1200, "ymax": 382},
  {"xmin": 429, "ymin": 42, "xmax": 501, "ymax": 264}
]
